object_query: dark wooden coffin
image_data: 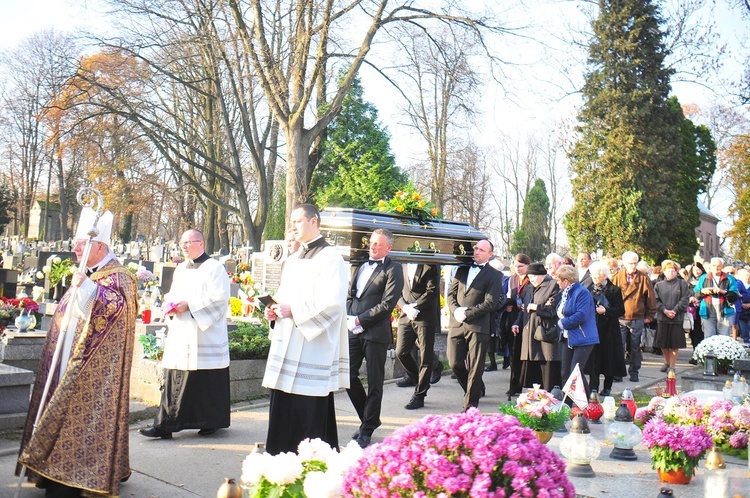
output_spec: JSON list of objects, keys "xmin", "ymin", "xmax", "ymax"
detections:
[{"xmin": 319, "ymin": 208, "xmax": 486, "ymax": 265}]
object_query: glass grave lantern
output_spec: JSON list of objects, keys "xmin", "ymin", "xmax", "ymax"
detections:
[
  {"xmin": 607, "ymin": 403, "xmax": 642, "ymax": 461},
  {"xmin": 560, "ymin": 413, "xmax": 600, "ymax": 477}
]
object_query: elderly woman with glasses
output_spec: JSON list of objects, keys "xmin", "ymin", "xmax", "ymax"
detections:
[{"xmin": 556, "ymin": 265, "xmax": 599, "ymax": 397}]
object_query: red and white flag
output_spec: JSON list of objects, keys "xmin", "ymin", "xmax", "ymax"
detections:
[{"xmin": 562, "ymin": 363, "xmax": 589, "ymax": 409}]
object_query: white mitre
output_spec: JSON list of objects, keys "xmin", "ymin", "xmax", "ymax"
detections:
[{"xmin": 74, "ymin": 207, "xmax": 114, "ymax": 246}]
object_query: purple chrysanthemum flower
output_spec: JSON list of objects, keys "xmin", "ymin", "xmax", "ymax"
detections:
[{"xmin": 343, "ymin": 409, "xmax": 574, "ymax": 497}]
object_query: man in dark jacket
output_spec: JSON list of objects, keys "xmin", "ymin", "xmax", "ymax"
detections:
[
  {"xmin": 395, "ymin": 263, "xmax": 440, "ymax": 410},
  {"xmin": 447, "ymin": 239, "xmax": 502, "ymax": 411},
  {"xmin": 346, "ymin": 228, "xmax": 403, "ymax": 447}
]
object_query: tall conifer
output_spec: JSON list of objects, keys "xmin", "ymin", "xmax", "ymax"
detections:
[{"xmin": 565, "ymin": 0, "xmax": 683, "ymax": 260}]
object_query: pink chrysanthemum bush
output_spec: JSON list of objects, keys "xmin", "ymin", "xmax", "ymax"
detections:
[
  {"xmin": 634, "ymin": 395, "xmax": 750, "ymax": 458},
  {"xmin": 641, "ymin": 418, "xmax": 713, "ymax": 477},
  {"xmin": 342, "ymin": 408, "xmax": 575, "ymax": 498}
]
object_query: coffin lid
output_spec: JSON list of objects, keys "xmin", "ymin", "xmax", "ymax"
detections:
[{"xmin": 319, "ymin": 207, "xmax": 486, "ymax": 265}]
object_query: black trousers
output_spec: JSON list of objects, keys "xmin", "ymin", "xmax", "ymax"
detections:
[
  {"xmin": 266, "ymin": 390, "xmax": 338, "ymax": 455},
  {"xmin": 347, "ymin": 336, "xmax": 387, "ymax": 437},
  {"xmin": 396, "ymin": 321, "xmax": 436, "ymax": 397},
  {"xmin": 447, "ymin": 329, "xmax": 489, "ymax": 410}
]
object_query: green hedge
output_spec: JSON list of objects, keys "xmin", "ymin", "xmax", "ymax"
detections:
[{"xmin": 229, "ymin": 322, "xmax": 271, "ymax": 360}]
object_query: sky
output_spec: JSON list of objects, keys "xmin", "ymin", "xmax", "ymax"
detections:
[{"xmin": 1, "ymin": 0, "xmax": 748, "ymax": 246}]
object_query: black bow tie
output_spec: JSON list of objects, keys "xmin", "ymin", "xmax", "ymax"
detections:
[
  {"xmin": 471, "ymin": 263, "xmax": 485, "ymax": 269},
  {"xmin": 368, "ymin": 259, "xmax": 383, "ymax": 266}
]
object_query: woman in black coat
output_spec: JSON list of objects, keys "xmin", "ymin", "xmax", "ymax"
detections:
[
  {"xmin": 585, "ymin": 261, "xmax": 626, "ymax": 397},
  {"xmin": 513, "ymin": 263, "xmax": 562, "ymax": 393}
]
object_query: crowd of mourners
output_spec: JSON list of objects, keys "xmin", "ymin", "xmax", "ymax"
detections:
[{"xmin": 487, "ymin": 251, "xmax": 750, "ymax": 401}]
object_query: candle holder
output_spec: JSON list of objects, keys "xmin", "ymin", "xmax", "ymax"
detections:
[
  {"xmin": 704, "ymin": 350, "xmax": 717, "ymax": 376},
  {"xmin": 607, "ymin": 403, "xmax": 642, "ymax": 461},
  {"xmin": 560, "ymin": 414, "xmax": 600, "ymax": 477}
]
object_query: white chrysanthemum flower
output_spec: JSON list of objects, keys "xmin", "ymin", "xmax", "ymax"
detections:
[
  {"xmin": 263, "ymin": 452, "xmax": 303, "ymax": 485},
  {"xmin": 693, "ymin": 335, "xmax": 748, "ymax": 361},
  {"xmin": 36, "ymin": 271, "xmax": 44, "ymax": 280},
  {"xmin": 42, "ymin": 265, "xmax": 51, "ymax": 274},
  {"xmin": 303, "ymin": 470, "xmax": 341, "ymax": 498},
  {"xmin": 297, "ymin": 438, "xmax": 336, "ymax": 464},
  {"xmin": 52, "ymin": 256, "xmax": 62, "ymax": 264},
  {"xmin": 326, "ymin": 440, "xmax": 364, "ymax": 475},
  {"xmin": 241, "ymin": 451, "xmax": 271, "ymax": 485}
]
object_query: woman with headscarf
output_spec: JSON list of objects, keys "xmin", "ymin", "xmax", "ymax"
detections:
[
  {"xmin": 512, "ymin": 262, "xmax": 562, "ymax": 393},
  {"xmin": 584, "ymin": 261, "xmax": 626, "ymax": 397}
]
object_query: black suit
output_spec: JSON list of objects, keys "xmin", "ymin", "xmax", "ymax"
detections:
[
  {"xmin": 447, "ymin": 264, "xmax": 502, "ymax": 410},
  {"xmin": 346, "ymin": 257, "xmax": 403, "ymax": 437},
  {"xmin": 580, "ymin": 268, "xmax": 593, "ymax": 289},
  {"xmin": 396, "ymin": 263, "xmax": 440, "ymax": 398}
]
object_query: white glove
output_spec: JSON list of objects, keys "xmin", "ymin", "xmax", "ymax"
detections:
[
  {"xmin": 347, "ymin": 315, "xmax": 364, "ymax": 334},
  {"xmin": 402, "ymin": 304, "xmax": 420, "ymax": 321},
  {"xmin": 453, "ymin": 307, "xmax": 468, "ymax": 323}
]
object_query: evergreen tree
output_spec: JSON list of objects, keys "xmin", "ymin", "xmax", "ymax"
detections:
[
  {"xmin": 511, "ymin": 179, "xmax": 550, "ymax": 261},
  {"xmin": 565, "ymin": 0, "xmax": 684, "ymax": 261},
  {"xmin": 311, "ymin": 75, "xmax": 408, "ymax": 209},
  {"xmin": 0, "ymin": 184, "xmax": 15, "ymax": 236},
  {"xmin": 667, "ymin": 97, "xmax": 716, "ymax": 261}
]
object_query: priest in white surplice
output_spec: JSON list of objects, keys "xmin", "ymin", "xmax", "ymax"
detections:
[
  {"xmin": 263, "ymin": 204, "xmax": 349, "ymax": 454},
  {"xmin": 139, "ymin": 228, "xmax": 231, "ymax": 439}
]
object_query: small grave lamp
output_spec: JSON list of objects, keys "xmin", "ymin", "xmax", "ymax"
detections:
[
  {"xmin": 620, "ymin": 388, "xmax": 637, "ymax": 419},
  {"xmin": 704, "ymin": 350, "xmax": 717, "ymax": 376},
  {"xmin": 704, "ymin": 448, "xmax": 728, "ymax": 498},
  {"xmin": 560, "ymin": 413, "xmax": 600, "ymax": 477},
  {"xmin": 665, "ymin": 369, "xmax": 677, "ymax": 397},
  {"xmin": 583, "ymin": 390, "xmax": 604, "ymax": 423},
  {"xmin": 607, "ymin": 403, "xmax": 642, "ymax": 461}
]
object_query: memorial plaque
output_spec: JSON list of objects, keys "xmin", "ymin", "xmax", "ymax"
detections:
[{"xmin": 251, "ymin": 240, "xmax": 286, "ymax": 292}]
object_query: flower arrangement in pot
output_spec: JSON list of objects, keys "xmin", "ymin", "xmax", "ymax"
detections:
[
  {"xmin": 499, "ymin": 384, "xmax": 571, "ymax": 441},
  {"xmin": 691, "ymin": 334, "xmax": 748, "ymax": 373},
  {"xmin": 638, "ymin": 395, "xmax": 714, "ymax": 484},
  {"xmin": 43, "ymin": 256, "xmax": 75, "ymax": 289},
  {"xmin": 343, "ymin": 408, "xmax": 575, "ymax": 497}
]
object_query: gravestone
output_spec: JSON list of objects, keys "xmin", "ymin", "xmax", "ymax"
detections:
[
  {"xmin": 251, "ymin": 240, "xmax": 286, "ymax": 293},
  {"xmin": 149, "ymin": 244, "xmax": 164, "ymax": 262},
  {"xmin": 0, "ymin": 268, "xmax": 18, "ymax": 298},
  {"xmin": 157, "ymin": 264, "xmax": 177, "ymax": 293}
]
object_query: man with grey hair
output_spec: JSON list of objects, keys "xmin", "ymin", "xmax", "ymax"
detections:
[
  {"xmin": 545, "ymin": 253, "xmax": 564, "ymax": 278},
  {"xmin": 610, "ymin": 250, "xmax": 657, "ymax": 383},
  {"xmin": 347, "ymin": 228, "xmax": 403, "ymax": 447},
  {"xmin": 693, "ymin": 257, "xmax": 739, "ymax": 337}
]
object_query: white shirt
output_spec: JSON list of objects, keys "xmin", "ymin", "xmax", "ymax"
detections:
[
  {"xmin": 467, "ymin": 264, "xmax": 484, "ymax": 288},
  {"xmin": 356, "ymin": 260, "xmax": 382, "ymax": 298}
]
